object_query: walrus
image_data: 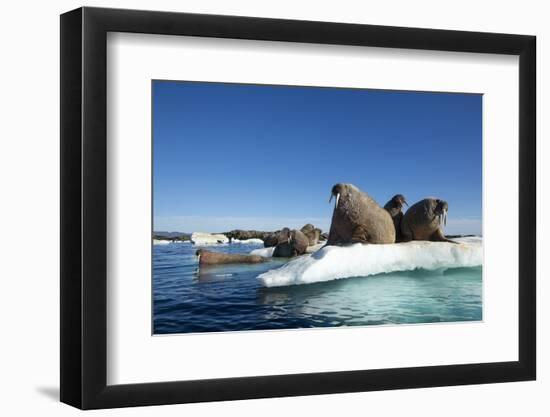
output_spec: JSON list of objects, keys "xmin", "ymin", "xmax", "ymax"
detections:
[
  {"xmin": 195, "ymin": 249, "xmax": 265, "ymax": 265},
  {"xmin": 272, "ymin": 228, "xmax": 309, "ymax": 257},
  {"xmin": 400, "ymin": 198, "xmax": 457, "ymax": 243},
  {"xmin": 383, "ymin": 194, "xmax": 408, "ymax": 242},
  {"xmin": 263, "ymin": 232, "xmax": 280, "ymax": 248},
  {"xmin": 263, "ymin": 228, "xmax": 290, "ymax": 248},
  {"xmin": 327, "ymin": 183, "xmax": 396, "ymax": 245},
  {"xmin": 300, "ymin": 223, "xmax": 321, "ymax": 246}
]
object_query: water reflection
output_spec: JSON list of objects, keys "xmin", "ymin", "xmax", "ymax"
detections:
[{"xmin": 153, "ymin": 242, "xmax": 482, "ymax": 334}]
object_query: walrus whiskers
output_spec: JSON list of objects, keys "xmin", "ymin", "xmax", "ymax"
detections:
[
  {"xmin": 272, "ymin": 228, "xmax": 309, "ymax": 257},
  {"xmin": 401, "ymin": 198, "xmax": 456, "ymax": 243}
]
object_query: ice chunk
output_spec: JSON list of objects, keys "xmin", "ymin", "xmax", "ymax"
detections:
[
  {"xmin": 258, "ymin": 237, "xmax": 482, "ymax": 287},
  {"xmin": 231, "ymin": 238, "xmax": 264, "ymax": 245},
  {"xmin": 153, "ymin": 239, "xmax": 171, "ymax": 245},
  {"xmin": 191, "ymin": 232, "xmax": 229, "ymax": 245},
  {"xmin": 250, "ymin": 247, "xmax": 276, "ymax": 257}
]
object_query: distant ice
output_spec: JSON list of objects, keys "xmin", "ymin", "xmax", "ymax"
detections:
[
  {"xmin": 153, "ymin": 239, "xmax": 170, "ymax": 245},
  {"xmin": 258, "ymin": 237, "xmax": 482, "ymax": 287},
  {"xmin": 191, "ymin": 232, "xmax": 229, "ymax": 245},
  {"xmin": 190, "ymin": 233, "xmax": 265, "ymax": 246},
  {"xmin": 231, "ymin": 238, "xmax": 264, "ymax": 245}
]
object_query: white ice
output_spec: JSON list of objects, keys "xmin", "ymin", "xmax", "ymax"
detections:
[
  {"xmin": 250, "ymin": 242, "xmax": 325, "ymax": 258},
  {"xmin": 190, "ymin": 232, "xmax": 229, "ymax": 245},
  {"xmin": 231, "ymin": 238, "xmax": 264, "ymax": 245},
  {"xmin": 258, "ymin": 237, "xmax": 482, "ymax": 287},
  {"xmin": 250, "ymin": 247, "xmax": 276, "ymax": 257},
  {"xmin": 153, "ymin": 239, "xmax": 171, "ymax": 245}
]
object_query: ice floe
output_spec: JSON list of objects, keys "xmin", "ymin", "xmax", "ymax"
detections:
[
  {"xmin": 153, "ymin": 239, "xmax": 171, "ymax": 245},
  {"xmin": 258, "ymin": 237, "xmax": 482, "ymax": 287},
  {"xmin": 250, "ymin": 247, "xmax": 276, "ymax": 258},
  {"xmin": 191, "ymin": 232, "xmax": 229, "ymax": 245},
  {"xmin": 231, "ymin": 238, "xmax": 264, "ymax": 245}
]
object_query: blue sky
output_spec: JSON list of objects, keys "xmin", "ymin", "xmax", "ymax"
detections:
[{"xmin": 153, "ymin": 81, "xmax": 482, "ymax": 235}]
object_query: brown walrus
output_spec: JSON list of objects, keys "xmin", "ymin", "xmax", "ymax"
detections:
[
  {"xmin": 383, "ymin": 194, "xmax": 408, "ymax": 242},
  {"xmin": 263, "ymin": 233, "xmax": 279, "ymax": 248},
  {"xmin": 400, "ymin": 198, "xmax": 457, "ymax": 243},
  {"xmin": 327, "ymin": 183, "xmax": 396, "ymax": 245},
  {"xmin": 300, "ymin": 223, "xmax": 321, "ymax": 246},
  {"xmin": 272, "ymin": 228, "xmax": 309, "ymax": 257},
  {"xmin": 195, "ymin": 249, "xmax": 265, "ymax": 265},
  {"xmin": 263, "ymin": 227, "xmax": 291, "ymax": 249}
]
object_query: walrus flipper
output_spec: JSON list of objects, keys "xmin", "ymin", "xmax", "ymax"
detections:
[
  {"xmin": 431, "ymin": 229, "xmax": 459, "ymax": 244},
  {"xmin": 350, "ymin": 225, "xmax": 370, "ymax": 244},
  {"xmin": 400, "ymin": 221, "xmax": 413, "ymax": 242},
  {"xmin": 326, "ymin": 228, "xmax": 343, "ymax": 246}
]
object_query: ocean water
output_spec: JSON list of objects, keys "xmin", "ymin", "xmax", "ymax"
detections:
[{"xmin": 153, "ymin": 241, "xmax": 482, "ymax": 334}]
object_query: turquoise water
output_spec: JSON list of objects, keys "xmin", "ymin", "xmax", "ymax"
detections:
[{"xmin": 153, "ymin": 242, "xmax": 482, "ymax": 334}]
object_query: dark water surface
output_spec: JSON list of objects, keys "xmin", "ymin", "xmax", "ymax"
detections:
[{"xmin": 153, "ymin": 242, "xmax": 482, "ymax": 334}]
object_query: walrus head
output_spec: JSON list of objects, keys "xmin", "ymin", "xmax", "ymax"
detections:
[
  {"xmin": 195, "ymin": 249, "xmax": 203, "ymax": 263},
  {"xmin": 390, "ymin": 194, "xmax": 408, "ymax": 209},
  {"xmin": 277, "ymin": 227, "xmax": 292, "ymax": 244},
  {"xmin": 434, "ymin": 199, "xmax": 449, "ymax": 227},
  {"xmin": 329, "ymin": 183, "xmax": 353, "ymax": 209}
]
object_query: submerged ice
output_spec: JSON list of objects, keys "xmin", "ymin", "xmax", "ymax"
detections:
[
  {"xmin": 250, "ymin": 247, "xmax": 276, "ymax": 257},
  {"xmin": 258, "ymin": 237, "xmax": 482, "ymax": 287}
]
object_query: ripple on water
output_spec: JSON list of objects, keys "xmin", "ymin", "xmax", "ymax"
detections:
[{"xmin": 153, "ymin": 243, "xmax": 482, "ymax": 334}]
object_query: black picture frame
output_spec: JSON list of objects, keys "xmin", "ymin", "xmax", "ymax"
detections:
[{"xmin": 60, "ymin": 6, "xmax": 536, "ymax": 410}]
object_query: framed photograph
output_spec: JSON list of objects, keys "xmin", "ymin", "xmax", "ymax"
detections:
[{"xmin": 60, "ymin": 6, "xmax": 536, "ymax": 409}]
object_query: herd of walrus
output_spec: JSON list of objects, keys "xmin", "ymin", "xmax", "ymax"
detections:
[{"xmin": 196, "ymin": 182, "xmax": 456, "ymax": 266}]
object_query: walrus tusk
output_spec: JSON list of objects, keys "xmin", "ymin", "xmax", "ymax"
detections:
[
  {"xmin": 438, "ymin": 210, "xmax": 447, "ymax": 228},
  {"xmin": 329, "ymin": 193, "xmax": 340, "ymax": 209},
  {"xmin": 197, "ymin": 254, "xmax": 201, "ymax": 263}
]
